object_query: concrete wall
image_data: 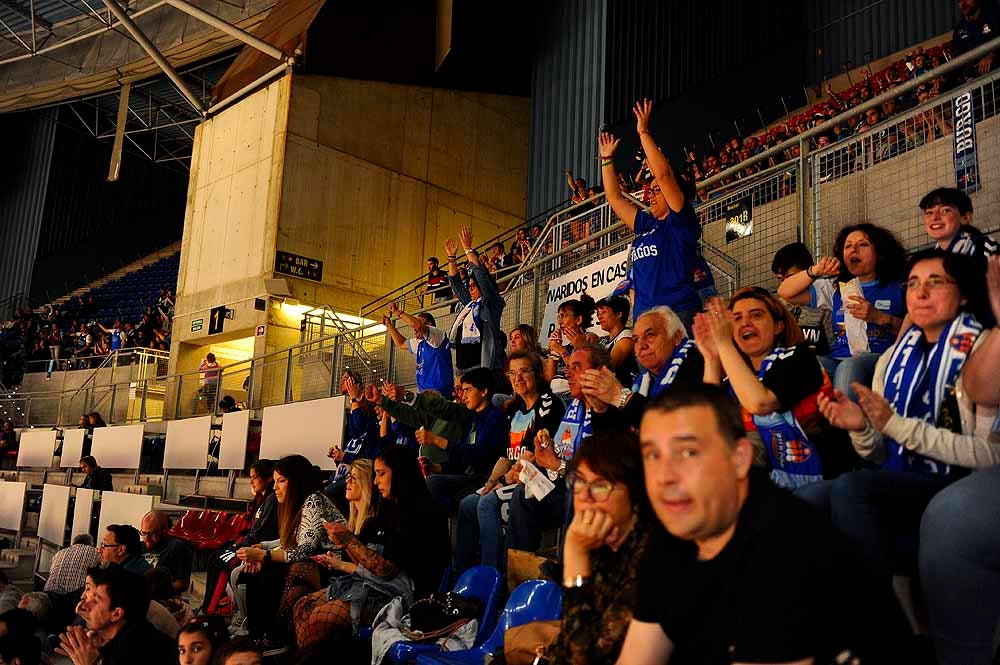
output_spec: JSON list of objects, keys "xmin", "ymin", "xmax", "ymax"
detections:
[{"xmin": 281, "ymin": 76, "xmax": 530, "ymax": 311}]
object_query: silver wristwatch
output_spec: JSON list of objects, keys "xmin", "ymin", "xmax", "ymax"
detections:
[{"xmin": 618, "ymin": 388, "xmax": 633, "ymax": 409}]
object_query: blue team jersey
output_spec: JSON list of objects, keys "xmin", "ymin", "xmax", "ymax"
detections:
[
  {"xmin": 811, "ymin": 279, "xmax": 904, "ymax": 359},
  {"xmin": 408, "ymin": 327, "xmax": 454, "ymax": 395},
  {"xmin": 630, "ymin": 206, "xmax": 704, "ymax": 317}
]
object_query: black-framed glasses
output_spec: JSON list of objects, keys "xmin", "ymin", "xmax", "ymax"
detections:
[
  {"xmin": 565, "ymin": 473, "xmax": 615, "ymax": 502},
  {"xmin": 99, "ymin": 542, "xmax": 120, "ymax": 549}
]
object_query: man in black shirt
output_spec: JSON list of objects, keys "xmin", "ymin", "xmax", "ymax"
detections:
[
  {"xmin": 57, "ymin": 566, "xmax": 173, "ymax": 665},
  {"xmin": 615, "ymin": 385, "xmax": 909, "ymax": 665},
  {"xmin": 140, "ymin": 511, "xmax": 193, "ymax": 594}
]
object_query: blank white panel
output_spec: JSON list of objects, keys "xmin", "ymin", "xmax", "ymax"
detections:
[
  {"xmin": 97, "ymin": 492, "xmax": 154, "ymax": 539},
  {"xmin": 60, "ymin": 429, "xmax": 87, "ymax": 468},
  {"xmin": 0, "ymin": 482, "xmax": 26, "ymax": 531},
  {"xmin": 91, "ymin": 424, "xmax": 145, "ymax": 469},
  {"xmin": 164, "ymin": 416, "xmax": 212, "ymax": 469},
  {"xmin": 71, "ymin": 489, "xmax": 96, "ymax": 541},
  {"xmin": 260, "ymin": 396, "xmax": 345, "ymax": 470},
  {"xmin": 17, "ymin": 430, "xmax": 56, "ymax": 468},
  {"xmin": 219, "ymin": 410, "xmax": 250, "ymax": 470},
  {"xmin": 38, "ymin": 484, "xmax": 71, "ymax": 545}
]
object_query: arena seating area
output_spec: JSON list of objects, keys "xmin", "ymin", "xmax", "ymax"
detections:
[{"xmin": 0, "ymin": 10, "xmax": 999, "ymax": 665}]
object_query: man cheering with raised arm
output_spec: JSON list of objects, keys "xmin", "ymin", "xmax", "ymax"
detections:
[{"xmin": 599, "ymin": 100, "xmax": 715, "ymax": 329}]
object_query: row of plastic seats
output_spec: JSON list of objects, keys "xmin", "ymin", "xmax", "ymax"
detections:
[{"xmin": 168, "ymin": 509, "xmax": 249, "ymax": 551}]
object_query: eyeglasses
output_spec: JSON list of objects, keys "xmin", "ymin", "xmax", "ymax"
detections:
[
  {"xmin": 905, "ymin": 277, "xmax": 957, "ymax": 291},
  {"xmin": 505, "ymin": 368, "xmax": 534, "ymax": 379},
  {"xmin": 566, "ymin": 473, "xmax": 616, "ymax": 502},
  {"xmin": 99, "ymin": 542, "xmax": 120, "ymax": 549},
  {"xmin": 345, "ymin": 474, "xmax": 358, "ymax": 484},
  {"xmin": 138, "ymin": 531, "xmax": 157, "ymax": 537}
]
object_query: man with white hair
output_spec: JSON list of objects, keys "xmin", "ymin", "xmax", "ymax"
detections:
[{"xmin": 581, "ymin": 306, "xmax": 705, "ymax": 431}]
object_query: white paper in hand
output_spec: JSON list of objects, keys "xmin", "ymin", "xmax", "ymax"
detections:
[
  {"xmin": 840, "ymin": 279, "xmax": 869, "ymax": 355},
  {"xmin": 519, "ymin": 461, "xmax": 556, "ymax": 500}
]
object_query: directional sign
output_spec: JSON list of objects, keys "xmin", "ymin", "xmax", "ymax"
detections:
[
  {"xmin": 275, "ymin": 250, "xmax": 324, "ymax": 282},
  {"xmin": 191, "ymin": 318, "xmax": 204, "ymax": 333}
]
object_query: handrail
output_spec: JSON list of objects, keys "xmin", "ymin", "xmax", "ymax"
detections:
[
  {"xmin": 358, "ymin": 198, "xmax": 572, "ymax": 317},
  {"xmin": 697, "ymin": 34, "xmax": 1000, "ymax": 191}
]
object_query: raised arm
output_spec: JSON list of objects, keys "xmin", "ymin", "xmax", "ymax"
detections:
[
  {"xmin": 633, "ymin": 99, "xmax": 685, "ymax": 213},
  {"xmin": 459, "ymin": 226, "xmax": 482, "ymax": 268},
  {"xmin": 704, "ymin": 298, "xmax": 780, "ymax": 414},
  {"xmin": 777, "ymin": 256, "xmax": 840, "ymax": 306},
  {"xmin": 382, "ymin": 314, "xmax": 408, "ymax": 351},
  {"xmin": 565, "ymin": 168, "xmax": 586, "ymax": 199},
  {"xmin": 598, "ymin": 132, "xmax": 639, "ymax": 230}
]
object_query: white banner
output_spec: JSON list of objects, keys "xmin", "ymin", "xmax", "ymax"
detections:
[{"xmin": 539, "ymin": 249, "xmax": 630, "ymax": 339}]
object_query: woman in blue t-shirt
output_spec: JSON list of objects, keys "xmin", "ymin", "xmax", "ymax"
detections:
[
  {"xmin": 778, "ymin": 223, "xmax": 906, "ymax": 400},
  {"xmin": 598, "ymin": 99, "xmax": 714, "ymax": 330}
]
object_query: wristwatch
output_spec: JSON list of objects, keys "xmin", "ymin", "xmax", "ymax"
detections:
[{"xmin": 618, "ymin": 388, "xmax": 633, "ymax": 409}]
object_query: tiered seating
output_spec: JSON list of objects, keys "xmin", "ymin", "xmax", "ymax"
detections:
[
  {"xmin": 168, "ymin": 508, "xmax": 249, "ymax": 551},
  {"xmin": 61, "ymin": 252, "xmax": 179, "ymax": 326}
]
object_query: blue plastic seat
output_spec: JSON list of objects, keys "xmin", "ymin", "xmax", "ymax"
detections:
[
  {"xmin": 388, "ymin": 566, "xmax": 503, "ymax": 663},
  {"xmin": 414, "ymin": 579, "xmax": 562, "ymax": 665}
]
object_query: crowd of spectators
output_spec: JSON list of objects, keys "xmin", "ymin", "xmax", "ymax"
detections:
[{"xmin": 0, "ymin": 288, "xmax": 174, "ymax": 385}]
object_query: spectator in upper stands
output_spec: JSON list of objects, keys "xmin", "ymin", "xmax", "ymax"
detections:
[
  {"xmin": 140, "ymin": 512, "xmax": 193, "ymax": 595},
  {"xmin": 176, "ymin": 616, "xmax": 229, "ymax": 665},
  {"xmin": 919, "ymin": 255, "xmax": 1000, "ymax": 665},
  {"xmin": 952, "ymin": 0, "xmax": 1000, "ymax": 82},
  {"xmin": 0, "ymin": 572, "xmax": 24, "ymax": 614},
  {"xmin": 584, "ymin": 306, "xmax": 705, "ymax": 432},
  {"xmin": 100, "ymin": 524, "xmax": 151, "ymax": 574},
  {"xmin": 508, "ymin": 344, "xmax": 610, "ymax": 556},
  {"xmin": 544, "ymin": 431, "xmax": 650, "ymax": 664},
  {"xmin": 445, "ymin": 226, "xmax": 507, "ymax": 374},
  {"xmin": 598, "ymin": 100, "xmax": 714, "ymax": 329},
  {"xmin": 778, "ymin": 223, "xmax": 906, "ymax": 400},
  {"xmin": 78, "ymin": 456, "xmax": 113, "ymax": 492},
  {"xmin": 454, "ymin": 351, "xmax": 565, "ymax": 573},
  {"xmin": 236, "ymin": 454, "xmax": 344, "ymax": 647},
  {"xmin": 486, "ymin": 242, "xmax": 512, "ymax": 277},
  {"xmin": 596, "ymin": 295, "xmax": 638, "ymax": 386},
  {"xmin": 70, "ymin": 322, "xmax": 93, "ymax": 369},
  {"xmin": 544, "ymin": 293, "xmax": 599, "ymax": 395},
  {"xmin": 218, "ymin": 395, "xmax": 239, "ymax": 413},
  {"xmin": 0, "ymin": 420, "xmax": 17, "ymax": 461},
  {"xmin": 508, "ymin": 324, "xmax": 538, "ymax": 356},
  {"xmin": 58, "ymin": 566, "xmax": 174, "ymax": 665},
  {"xmin": 818, "ymin": 250, "xmax": 997, "ymax": 577},
  {"xmin": 772, "ymin": 242, "xmax": 834, "ymax": 355},
  {"xmin": 423, "ymin": 257, "xmax": 449, "ymax": 305},
  {"xmin": 383, "ymin": 304, "xmax": 453, "ymax": 396},
  {"xmin": 98, "ymin": 320, "xmax": 125, "ymax": 352},
  {"xmin": 45, "ymin": 533, "xmax": 100, "ymax": 596},
  {"xmin": 616, "ymin": 384, "xmax": 909, "ymax": 664},
  {"xmin": 292, "ymin": 446, "xmax": 450, "ymax": 649},
  {"xmin": 380, "ymin": 368, "xmax": 509, "ymax": 514},
  {"xmin": 564, "ymin": 168, "xmax": 588, "ymax": 204},
  {"xmin": 694, "ymin": 290, "xmax": 854, "ymax": 489}
]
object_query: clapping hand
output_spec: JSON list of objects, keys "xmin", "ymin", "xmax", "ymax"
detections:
[
  {"xmin": 57, "ymin": 624, "xmax": 102, "ymax": 665},
  {"xmin": 692, "ymin": 312, "xmax": 720, "ymax": 364},
  {"xmin": 380, "ymin": 380, "xmax": 401, "ymax": 401},
  {"xmin": 598, "ymin": 131, "xmax": 620, "ymax": 159},
  {"xmin": 342, "ymin": 374, "xmax": 361, "ymax": 400},
  {"xmin": 853, "ymin": 383, "xmax": 894, "ymax": 431},
  {"xmin": 817, "ymin": 388, "xmax": 867, "ymax": 432},
  {"xmin": 580, "ymin": 366, "xmax": 624, "ymax": 410},
  {"xmin": 703, "ymin": 297, "xmax": 735, "ymax": 347}
]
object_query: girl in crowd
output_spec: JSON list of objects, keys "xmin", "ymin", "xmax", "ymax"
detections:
[
  {"xmin": 236, "ymin": 454, "xmax": 345, "ymax": 648},
  {"xmin": 177, "ymin": 616, "xmax": 229, "ymax": 665},
  {"xmin": 778, "ymin": 222, "xmax": 906, "ymax": 399},
  {"xmin": 549, "ymin": 432, "xmax": 651, "ymax": 664},
  {"xmin": 694, "ymin": 289, "xmax": 854, "ymax": 489},
  {"xmin": 446, "ymin": 226, "xmax": 507, "ymax": 374},
  {"xmin": 292, "ymin": 446, "xmax": 450, "ymax": 649},
  {"xmin": 310, "ymin": 459, "xmax": 379, "ymax": 576},
  {"xmin": 918, "ymin": 255, "xmax": 1000, "ymax": 665},
  {"xmin": 508, "ymin": 324, "xmax": 539, "ymax": 355},
  {"xmin": 819, "ymin": 250, "xmax": 998, "ymax": 580},
  {"xmin": 595, "ymin": 295, "xmax": 638, "ymax": 386},
  {"xmin": 545, "ymin": 292, "xmax": 599, "ymax": 395},
  {"xmin": 456, "ymin": 351, "xmax": 565, "ymax": 573},
  {"xmin": 201, "ymin": 459, "xmax": 278, "ymax": 624}
]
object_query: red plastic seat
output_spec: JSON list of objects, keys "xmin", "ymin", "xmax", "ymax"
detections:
[{"xmin": 168, "ymin": 509, "xmax": 209, "ymax": 538}]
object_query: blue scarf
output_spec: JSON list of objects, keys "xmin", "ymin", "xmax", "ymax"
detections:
[
  {"xmin": 633, "ymin": 339, "xmax": 695, "ymax": 398},
  {"xmin": 748, "ymin": 346, "xmax": 824, "ymax": 489},
  {"xmin": 946, "ymin": 227, "xmax": 998, "ymax": 257},
  {"xmin": 882, "ymin": 313, "xmax": 982, "ymax": 476}
]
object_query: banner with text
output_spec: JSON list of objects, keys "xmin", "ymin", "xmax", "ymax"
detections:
[
  {"xmin": 540, "ymin": 250, "xmax": 630, "ymax": 339},
  {"xmin": 953, "ymin": 91, "xmax": 980, "ymax": 194}
]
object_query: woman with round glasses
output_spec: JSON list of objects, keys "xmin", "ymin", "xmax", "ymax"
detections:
[
  {"xmin": 819, "ymin": 249, "xmax": 998, "ymax": 579},
  {"xmin": 546, "ymin": 431, "xmax": 650, "ymax": 664}
]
